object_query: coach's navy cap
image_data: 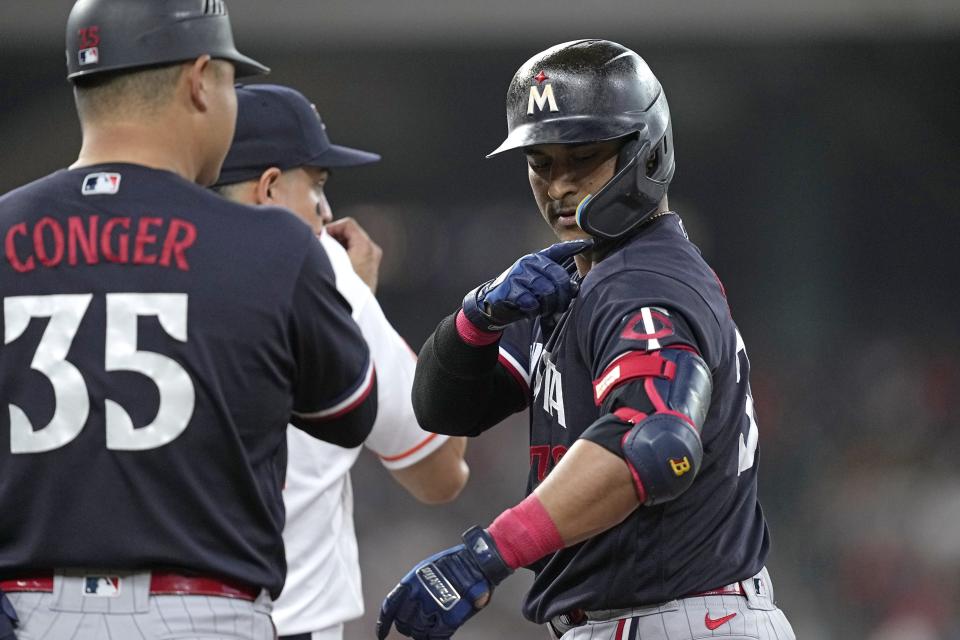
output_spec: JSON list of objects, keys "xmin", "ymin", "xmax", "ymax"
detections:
[{"xmin": 215, "ymin": 84, "xmax": 380, "ymax": 186}]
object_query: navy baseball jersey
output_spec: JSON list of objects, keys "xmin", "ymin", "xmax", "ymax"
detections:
[
  {"xmin": 0, "ymin": 163, "xmax": 376, "ymax": 598},
  {"xmin": 494, "ymin": 214, "xmax": 768, "ymax": 622}
]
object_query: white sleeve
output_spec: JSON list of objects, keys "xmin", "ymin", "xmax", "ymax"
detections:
[
  {"xmin": 319, "ymin": 231, "xmax": 372, "ymax": 318},
  {"xmin": 320, "ymin": 232, "xmax": 448, "ymax": 471}
]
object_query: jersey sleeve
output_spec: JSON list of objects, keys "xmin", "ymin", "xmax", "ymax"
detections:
[
  {"xmin": 353, "ymin": 287, "xmax": 450, "ymax": 470},
  {"xmin": 318, "ymin": 231, "xmax": 370, "ymax": 318},
  {"xmin": 289, "ymin": 237, "xmax": 376, "ymax": 447},
  {"xmin": 579, "ymin": 270, "xmax": 723, "ymax": 379},
  {"xmin": 496, "ymin": 318, "xmax": 534, "ymax": 397}
]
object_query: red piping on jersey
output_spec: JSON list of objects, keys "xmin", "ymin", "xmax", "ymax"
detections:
[
  {"xmin": 498, "ymin": 353, "xmax": 530, "ymax": 394},
  {"xmin": 319, "ymin": 368, "xmax": 376, "ymax": 420},
  {"xmin": 593, "ymin": 351, "xmax": 676, "ymax": 406},
  {"xmin": 455, "ymin": 309, "xmax": 502, "ymax": 346},
  {"xmin": 379, "ymin": 432, "xmax": 440, "ymax": 462},
  {"xmin": 297, "ymin": 366, "xmax": 377, "ymax": 422}
]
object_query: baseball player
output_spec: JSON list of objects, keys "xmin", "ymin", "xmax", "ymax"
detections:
[
  {"xmin": 0, "ymin": 2, "xmax": 377, "ymax": 639},
  {"xmin": 212, "ymin": 84, "xmax": 470, "ymax": 640},
  {"xmin": 376, "ymin": 40, "xmax": 797, "ymax": 640}
]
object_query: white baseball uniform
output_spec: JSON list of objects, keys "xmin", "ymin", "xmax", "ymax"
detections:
[{"xmin": 272, "ymin": 232, "xmax": 448, "ymax": 639}]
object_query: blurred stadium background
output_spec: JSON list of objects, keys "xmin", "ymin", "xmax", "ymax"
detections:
[{"xmin": 2, "ymin": 1, "xmax": 959, "ymax": 638}]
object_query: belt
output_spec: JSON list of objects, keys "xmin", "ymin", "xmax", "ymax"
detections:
[
  {"xmin": 0, "ymin": 572, "xmax": 260, "ymax": 602},
  {"xmin": 555, "ymin": 580, "xmax": 746, "ymax": 628},
  {"xmin": 688, "ymin": 581, "xmax": 745, "ymax": 598}
]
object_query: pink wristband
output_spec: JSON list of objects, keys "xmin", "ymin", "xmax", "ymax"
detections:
[
  {"xmin": 455, "ymin": 309, "xmax": 502, "ymax": 346},
  {"xmin": 487, "ymin": 493, "xmax": 564, "ymax": 570}
]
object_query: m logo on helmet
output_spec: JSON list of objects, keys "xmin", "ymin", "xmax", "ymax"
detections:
[{"xmin": 527, "ymin": 85, "xmax": 559, "ymax": 115}]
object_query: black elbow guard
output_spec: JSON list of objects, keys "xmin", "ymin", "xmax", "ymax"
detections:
[
  {"xmin": 583, "ymin": 348, "xmax": 712, "ymax": 506},
  {"xmin": 623, "ymin": 413, "xmax": 703, "ymax": 505}
]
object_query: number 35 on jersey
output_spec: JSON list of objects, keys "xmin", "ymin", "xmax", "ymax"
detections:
[{"xmin": 3, "ymin": 293, "xmax": 195, "ymax": 454}]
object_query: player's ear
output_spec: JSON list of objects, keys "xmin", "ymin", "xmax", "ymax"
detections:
[
  {"xmin": 186, "ymin": 55, "xmax": 213, "ymax": 112},
  {"xmin": 254, "ymin": 168, "xmax": 283, "ymax": 205}
]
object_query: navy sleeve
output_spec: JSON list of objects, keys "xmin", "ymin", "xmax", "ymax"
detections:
[
  {"xmin": 289, "ymin": 237, "xmax": 376, "ymax": 447},
  {"xmin": 579, "ymin": 270, "xmax": 723, "ymax": 377},
  {"xmin": 497, "ymin": 319, "xmax": 534, "ymax": 393}
]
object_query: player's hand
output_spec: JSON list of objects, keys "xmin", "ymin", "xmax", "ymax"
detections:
[
  {"xmin": 376, "ymin": 527, "xmax": 513, "ymax": 640},
  {"xmin": 325, "ymin": 217, "xmax": 383, "ymax": 293},
  {"xmin": 462, "ymin": 239, "xmax": 593, "ymax": 332}
]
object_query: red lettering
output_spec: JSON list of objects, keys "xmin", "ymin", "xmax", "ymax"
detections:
[
  {"xmin": 530, "ymin": 445, "xmax": 570, "ymax": 483},
  {"xmin": 133, "ymin": 217, "xmax": 163, "ymax": 265},
  {"xmin": 160, "ymin": 219, "xmax": 197, "ymax": 271},
  {"xmin": 79, "ymin": 26, "xmax": 100, "ymax": 48},
  {"xmin": 6, "ymin": 216, "xmax": 197, "ymax": 272},
  {"xmin": 33, "ymin": 217, "xmax": 65, "ymax": 268},
  {"xmin": 68, "ymin": 215, "xmax": 99, "ymax": 266},
  {"xmin": 552, "ymin": 445, "xmax": 568, "ymax": 467},
  {"xmin": 5, "ymin": 222, "xmax": 34, "ymax": 273},
  {"xmin": 530, "ymin": 445, "xmax": 550, "ymax": 483},
  {"xmin": 101, "ymin": 217, "xmax": 131, "ymax": 263}
]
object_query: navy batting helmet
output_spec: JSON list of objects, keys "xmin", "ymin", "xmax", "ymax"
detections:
[
  {"xmin": 65, "ymin": 0, "xmax": 269, "ymax": 82},
  {"xmin": 489, "ymin": 39, "xmax": 674, "ymax": 240}
]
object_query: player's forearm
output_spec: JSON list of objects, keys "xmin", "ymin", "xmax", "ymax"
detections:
[
  {"xmin": 533, "ymin": 439, "xmax": 639, "ymax": 544},
  {"xmin": 412, "ymin": 313, "xmax": 526, "ymax": 436},
  {"xmin": 389, "ymin": 437, "xmax": 469, "ymax": 504},
  {"xmin": 484, "ymin": 439, "xmax": 638, "ymax": 572}
]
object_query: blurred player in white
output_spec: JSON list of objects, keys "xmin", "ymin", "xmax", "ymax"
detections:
[{"xmin": 213, "ymin": 84, "xmax": 469, "ymax": 640}]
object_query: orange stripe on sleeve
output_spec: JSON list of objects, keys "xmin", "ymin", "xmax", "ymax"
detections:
[{"xmin": 379, "ymin": 432, "xmax": 440, "ymax": 462}]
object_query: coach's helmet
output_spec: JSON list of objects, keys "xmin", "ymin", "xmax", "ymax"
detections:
[
  {"xmin": 488, "ymin": 39, "xmax": 674, "ymax": 241},
  {"xmin": 65, "ymin": 0, "xmax": 269, "ymax": 81}
]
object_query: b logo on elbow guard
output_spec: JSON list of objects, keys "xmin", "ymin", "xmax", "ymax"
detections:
[{"xmin": 669, "ymin": 456, "xmax": 692, "ymax": 476}]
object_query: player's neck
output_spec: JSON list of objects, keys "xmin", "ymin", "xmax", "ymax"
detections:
[
  {"xmin": 574, "ymin": 253, "xmax": 596, "ymax": 277},
  {"xmin": 72, "ymin": 120, "xmax": 204, "ymax": 184}
]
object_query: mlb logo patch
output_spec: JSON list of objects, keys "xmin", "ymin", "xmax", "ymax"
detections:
[
  {"xmin": 82, "ymin": 172, "xmax": 121, "ymax": 195},
  {"xmin": 78, "ymin": 47, "xmax": 99, "ymax": 66},
  {"xmin": 83, "ymin": 575, "xmax": 121, "ymax": 597}
]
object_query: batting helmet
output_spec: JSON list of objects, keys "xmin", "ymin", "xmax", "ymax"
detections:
[
  {"xmin": 488, "ymin": 39, "xmax": 674, "ymax": 241},
  {"xmin": 65, "ymin": 0, "xmax": 269, "ymax": 82}
]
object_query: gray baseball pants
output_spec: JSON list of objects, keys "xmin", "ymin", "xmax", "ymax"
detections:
[
  {"xmin": 547, "ymin": 567, "xmax": 795, "ymax": 640},
  {"xmin": 5, "ymin": 572, "xmax": 275, "ymax": 640}
]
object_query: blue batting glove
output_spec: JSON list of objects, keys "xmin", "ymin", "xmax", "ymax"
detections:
[
  {"xmin": 376, "ymin": 527, "xmax": 513, "ymax": 640},
  {"xmin": 462, "ymin": 239, "xmax": 593, "ymax": 332}
]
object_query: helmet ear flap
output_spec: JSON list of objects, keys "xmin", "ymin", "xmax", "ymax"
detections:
[
  {"xmin": 614, "ymin": 133, "xmax": 667, "ymax": 189},
  {"xmin": 646, "ymin": 140, "xmax": 662, "ymax": 177},
  {"xmin": 615, "ymin": 134, "xmax": 663, "ymax": 194},
  {"xmin": 645, "ymin": 122, "xmax": 675, "ymax": 183},
  {"xmin": 616, "ymin": 135, "xmax": 642, "ymax": 174},
  {"xmin": 631, "ymin": 129, "xmax": 670, "ymax": 182}
]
